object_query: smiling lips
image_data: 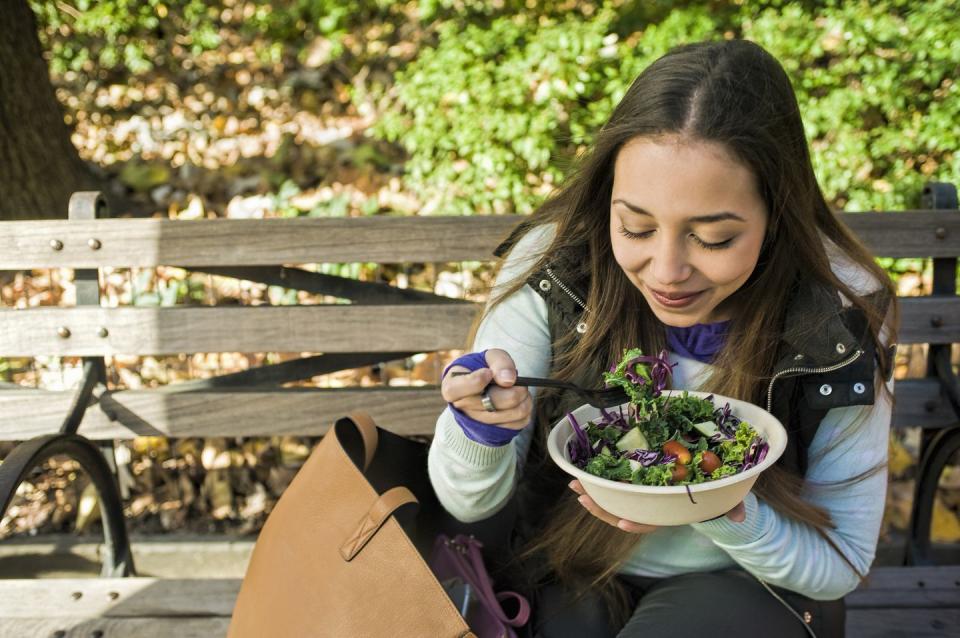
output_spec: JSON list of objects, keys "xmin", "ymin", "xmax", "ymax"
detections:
[
  {"xmin": 648, "ymin": 286, "xmax": 706, "ymax": 308},
  {"xmin": 651, "ymin": 288, "xmax": 702, "ymax": 300}
]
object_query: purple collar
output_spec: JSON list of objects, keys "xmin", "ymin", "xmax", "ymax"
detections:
[{"xmin": 665, "ymin": 320, "xmax": 731, "ymax": 364}]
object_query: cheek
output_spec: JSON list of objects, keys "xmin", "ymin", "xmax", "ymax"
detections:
[
  {"xmin": 705, "ymin": 243, "xmax": 763, "ymax": 287},
  {"xmin": 610, "ymin": 236, "xmax": 636, "ymax": 271}
]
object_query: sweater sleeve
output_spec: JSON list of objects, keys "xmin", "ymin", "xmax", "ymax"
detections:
[
  {"xmin": 427, "ymin": 224, "xmax": 555, "ymax": 523},
  {"xmin": 689, "ymin": 367, "xmax": 893, "ymax": 599}
]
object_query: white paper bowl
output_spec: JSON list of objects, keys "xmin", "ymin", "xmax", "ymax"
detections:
[{"xmin": 546, "ymin": 390, "xmax": 787, "ymax": 526}]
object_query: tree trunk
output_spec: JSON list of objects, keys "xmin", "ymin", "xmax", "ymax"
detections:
[{"xmin": 0, "ymin": 0, "xmax": 99, "ymax": 220}]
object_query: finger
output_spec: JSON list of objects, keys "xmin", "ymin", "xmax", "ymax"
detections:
[
  {"xmin": 725, "ymin": 501, "xmax": 746, "ymax": 523},
  {"xmin": 441, "ymin": 366, "xmax": 493, "ymax": 403},
  {"xmin": 452, "ymin": 384, "xmax": 529, "ymax": 413},
  {"xmin": 575, "ymin": 492, "xmax": 658, "ymax": 534},
  {"xmin": 483, "ymin": 348, "xmax": 518, "ymax": 387},
  {"xmin": 457, "ymin": 392, "xmax": 533, "ymax": 431}
]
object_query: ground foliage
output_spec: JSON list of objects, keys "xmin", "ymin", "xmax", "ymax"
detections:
[{"xmin": 1, "ymin": 0, "xmax": 958, "ymax": 546}]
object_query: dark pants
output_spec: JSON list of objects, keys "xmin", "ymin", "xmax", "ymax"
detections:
[{"xmin": 530, "ymin": 567, "xmax": 845, "ymax": 638}]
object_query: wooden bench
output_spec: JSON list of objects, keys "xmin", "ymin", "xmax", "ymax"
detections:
[{"xmin": 0, "ymin": 186, "xmax": 958, "ymax": 636}]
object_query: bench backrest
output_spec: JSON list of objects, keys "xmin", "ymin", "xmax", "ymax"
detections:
[{"xmin": 0, "ymin": 191, "xmax": 957, "ymax": 440}]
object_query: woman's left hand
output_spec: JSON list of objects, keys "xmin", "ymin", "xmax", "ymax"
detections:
[{"xmin": 568, "ymin": 480, "xmax": 746, "ymax": 533}]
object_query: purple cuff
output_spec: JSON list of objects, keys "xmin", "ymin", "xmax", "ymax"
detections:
[{"xmin": 443, "ymin": 350, "xmax": 524, "ymax": 448}]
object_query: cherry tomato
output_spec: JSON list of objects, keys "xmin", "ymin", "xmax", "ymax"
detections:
[
  {"xmin": 662, "ymin": 440, "xmax": 691, "ymax": 465},
  {"xmin": 670, "ymin": 464, "xmax": 689, "ymax": 482},
  {"xmin": 699, "ymin": 451, "xmax": 722, "ymax": 474}
]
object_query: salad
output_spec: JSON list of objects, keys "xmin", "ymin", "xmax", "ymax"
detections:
[{"xmin": 567, "ymin": 348, "xmax": 769, "ymax": 487}]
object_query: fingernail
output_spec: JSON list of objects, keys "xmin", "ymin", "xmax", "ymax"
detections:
[
  {"xmin": 568, "ymin": 481, "xmax": 576, "ymax": 490},
  {"xmin": 497, "ymin": 369, "xmax": 515, "ymax": 382},
  {"xmin": 577, "ymin": 496, "xmax": 587, "ymax": 505}
]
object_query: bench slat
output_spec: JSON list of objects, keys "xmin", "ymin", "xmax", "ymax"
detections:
[
  {"xmin": 0, "ymin": 618, "xmax": 230, "ymax": 637},
  {"xmin": 0, "ymin": 568, "xmax": 956, "ymax": 634},
  {"xmin": 899, "ymin": 296, "xmax": 960, "ymax": 345},
  {"xmin": 1, "ymin": 212, "xmax": 957, "ymax": 269},
  {"xmin": 841, "ymin": 211, "xmax": 960, "ymax": 259},
  {"xmin": 856, "ymin": 565, "xmax": 960, "ymax": 591},
  {"xmin": 0, "ymin": 216, "xmax": 521, "ymax": 268},
  {"xmin": 891, "ymin": 379, "xmax": 960, "ymax": 430},
  {"xmin": 847, "ymin": 566, "xmax": 960, "ymax": 609},
  {"xmin": 0, "ymin": 304, "xmax": 476, "ymax": 356},
  {"xmin": 0, "ymin": 296, "xmax": 953, "ymax": 357},
  {"xmin": 0, "ymin": 388, "xmax": 446, "ymax": 439},
  {"xmin": 846, "ymin": 609, "xmax": 960, "ymax": 637},
  {"xmin": 0, "ymin": 578, "xmax": 236, "ymax": 618},
  {"xmin": 0, "ymin": 378, "xmax": 946, "ymax": 441}
]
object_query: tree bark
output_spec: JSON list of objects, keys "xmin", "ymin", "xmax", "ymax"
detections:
[{"xmin": 0, "ymin": 0, "xmax": 99, "ymax": 220}]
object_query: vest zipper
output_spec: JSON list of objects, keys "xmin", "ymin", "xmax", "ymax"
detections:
[
  {"xmin": 765, "ymin": 348, "xmax": 863, "ymax": 412},
  {"xmin": 544, "ymin": 267, "xmax": 587, "ymax": 310}
]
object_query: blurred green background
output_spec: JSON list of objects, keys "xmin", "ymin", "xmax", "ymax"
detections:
[
  {"xmin": 29, "ymin": 0, "xmax": 959, "ymax": 211},
  {"xmin": 23, "ymin": 0, "xmax": 960, "ymax": 279}
]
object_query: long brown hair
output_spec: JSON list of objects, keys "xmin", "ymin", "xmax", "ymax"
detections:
[{"xmin": 468, "ymin": 39, "xmax": 899, "ymax": 624}]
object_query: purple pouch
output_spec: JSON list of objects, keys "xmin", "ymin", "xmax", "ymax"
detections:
[{"xmin": 430, "ymin": 534, "xmax": 531, "ymax": 638}]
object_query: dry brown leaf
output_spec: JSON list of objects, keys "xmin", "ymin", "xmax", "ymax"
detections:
[
  {"xmin": 201, "ymin": 437, "xmax": 231, "ymax": 470},
  {"xmin": 884, "ymin": 481, "xmax": 914, "ymax": 532},
  {"xmin": 888, "ymin": 438, "xmax": 915, "ymax": 477},
  {"xmin": 74, "ymin": 481, "xmax": 101, "ymax": 533},
  {"xmin": 279, "ymin": 436, "xmax": 310, "ymax": 467},
  {"xmin": 205, "ymin": 469, "xmax": 234, "ymax": 520},
  {"xmin": 178, "ymin": 473, "xmax": 196, "ymax": 509},
  {"xmin": 931, "ymin": 496, "xmax": 960, "ymax": 543},
  {"xmin": 267, "ymin": 466, "xmax": 297, "ymax": 497}
]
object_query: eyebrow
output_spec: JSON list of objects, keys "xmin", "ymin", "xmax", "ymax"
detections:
[{"xmin": 612, "ymin": 199, "xmax": 747, "ymax": 224}]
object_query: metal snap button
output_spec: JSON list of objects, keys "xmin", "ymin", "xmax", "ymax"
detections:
[
  {"xmin": 803, "ymin": 611, "xmax": 813, "ymax": 624},
  {"xmin": 819, "ymin": 384, "xmax": 832, "ymax": 396},
  {"xmin": 853, "ymin": 382, "xmax": 866, "ymax": 394},
  {"xmin": 836, "ymin": 343, "xmax": 846, "ymax": 354},
  {"xmin": 538, "ymin": 279, "xmax": 551, "ymax": 292},
  {"xmin": 794, "ymin": 354, "xmax": 804, "ymax": 361},
  {"xmin": 576, "ymin": 321, "xmax": 587, "ymax": 334}
]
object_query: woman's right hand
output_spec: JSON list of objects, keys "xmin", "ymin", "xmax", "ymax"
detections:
[{"xmin": 441, "ymin": 348, "xmax": 533, "ymax": 430}]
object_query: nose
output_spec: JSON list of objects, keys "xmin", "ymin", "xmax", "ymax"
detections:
[{"xmin": 650, "ymin": 236, "xmax": 693, "ymax": 286}]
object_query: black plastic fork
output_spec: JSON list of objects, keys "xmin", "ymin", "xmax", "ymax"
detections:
[{"xmin": 449, "ymin": 372, "xmax": 630, "ymax": 408}]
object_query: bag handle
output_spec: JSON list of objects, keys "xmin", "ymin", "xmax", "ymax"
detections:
[
  {"xmin": 335, "ymin": 410, "xmax": 379, "ymax": 472},
  {"xmin": 453, "ymin": 535, "xmax": 531, "ymax": 628},
  {"xmin": 340, "ymin": 486, "xmax": 418, "ymax": 561}
]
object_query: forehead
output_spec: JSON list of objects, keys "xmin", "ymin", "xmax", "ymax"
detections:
[{"xmin": 611, "ymin": 137, "xmax": 765, "ymax": 222}]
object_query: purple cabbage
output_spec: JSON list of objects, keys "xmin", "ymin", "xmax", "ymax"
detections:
[
  {"xmin": 714, "ymin": 402, "xmax": 739, "ymax": 439},
  {"xmin": 598, "ymin": 406, "xmax": 632, "ymax": 432},
  {"xmin": 566, "ymin": 412, "xmax": 591, "ymax": 465},
  {"xmin": 626, "ymin": 449, "xmax": 660, "ymax": 467},
  {"xmin": 622, "ymin": 350, "xmax": 676, "ymax": 397},
  {"xmin": 740, "ymin": 437, "xmax": 770, "ymax": 471}
]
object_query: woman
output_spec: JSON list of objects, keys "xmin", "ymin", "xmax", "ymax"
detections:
[{"xmin": 428, "ymin": 39, "xmax": 897, "ymax": 638}]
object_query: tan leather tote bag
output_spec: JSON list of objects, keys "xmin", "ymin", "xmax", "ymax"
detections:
[{"xmin": 228, "ymin": 411, "xmax": 477, "ymax": 638}]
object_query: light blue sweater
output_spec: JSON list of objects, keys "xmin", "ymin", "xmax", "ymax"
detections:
[{"xmin": 427, "ymin": 224, "xmax": 893, "ymax": 600}]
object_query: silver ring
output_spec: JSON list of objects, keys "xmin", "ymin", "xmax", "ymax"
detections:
[{"xmin": 481, "ymin": 391, "xmax": 497, "ymax": 412}]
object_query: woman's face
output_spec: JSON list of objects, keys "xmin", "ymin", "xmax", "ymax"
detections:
[{"xmin": 609, "ymin": 136, "xmax": 768, "ymax": 327}]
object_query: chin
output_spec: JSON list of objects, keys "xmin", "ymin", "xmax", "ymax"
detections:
[{"xmin": 651, "ymin": 311, "xmax": 707, "ymax": 328}]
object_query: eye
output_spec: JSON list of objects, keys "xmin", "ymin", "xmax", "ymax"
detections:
[
  {"xmin": 617, "ymin": 226, "xmax": 654, "ymax": 240},
  {"xmin": 692, "ymin": 235, "xmax": 735, "ymax": 250}
]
